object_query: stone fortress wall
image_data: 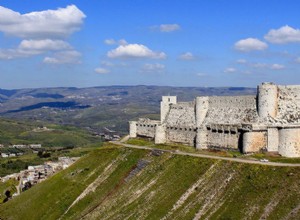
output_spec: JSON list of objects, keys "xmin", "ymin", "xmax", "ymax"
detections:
[{"xmin": 129, "ymin": 83, "xmax": 300, "ymax": 157}]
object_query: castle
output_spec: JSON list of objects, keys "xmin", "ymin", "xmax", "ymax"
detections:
[{"xmin": 129, "ymin": 83, "xmax": 300, "ymax": 158}]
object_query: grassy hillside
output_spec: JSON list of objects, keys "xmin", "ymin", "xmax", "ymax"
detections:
[
  {"xmin": 0, "ymin": 117, "xmax": 100, "ymax": 147},
  {"xmin": 1, "ymin": 144, "xmax": 300, "ymax": 219}
]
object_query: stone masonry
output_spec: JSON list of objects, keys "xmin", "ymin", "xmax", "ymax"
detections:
[{"xmin": 129, "ymin": 83, "xmax": 300, "ymax": 158}]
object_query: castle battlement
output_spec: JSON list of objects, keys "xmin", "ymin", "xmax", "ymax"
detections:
[{"xmin": 129, "ymin": 83, "xmax": 300, "ymax": 157}]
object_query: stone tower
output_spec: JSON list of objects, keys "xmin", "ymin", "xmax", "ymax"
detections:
[
  {"xmin": 257, "ymin": 82, "xmax": 278, "ymax": 118},
  {"xmin": 160, "ymin": 96, "xmax": 177, "ymax": 123}
]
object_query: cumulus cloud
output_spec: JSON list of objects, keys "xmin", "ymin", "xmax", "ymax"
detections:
[
  {"xmin": 43, "ymin": 50, "xmax": 81, "ymax": 64},
  {"xmin": 107, "ymin": 44, "xmax": 166, "ymax": 59},
  {"xmin": 0, "ymin": 49, "xmax": 29, "ymax": 59},
  {"xmin": 19, "ymin": 39, "xmax": 71, "ymax": 51},
  {"xmin": 141, "ymin": 63, "xmax": 165, "ymax": 72},
  {"xmin": 224, "ymin": 67, "xmax": 237, "ymax": 73},
  {"xmin": 179, "ymin": 52, "xmax": 195, "ymax": 60},
  {"xmin": 0, "ymin": 39, "xmax": 71, "ymax": 59},
  {"xmin": 234, "ymin": 38, "xmax": 268, "ymax": 52},
  {"xmin": 0, "ymin": 5, "xmax": 86, "ymax": 39},
  {"xmin": 0, "ymin": 6, "xmax": 84, "ymax": 64},
  {"xmin": 95, "ymin": 67, "xmax": 110, "ymax": 74},
  {"xmin": 0, "ymin": 47, "xmax": 44, "ymax": 59},
  {"xmin": 265, "ymin": 25, "xmax": 300, "ymax": 44}
]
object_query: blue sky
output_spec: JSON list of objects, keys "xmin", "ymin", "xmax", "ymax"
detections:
[{"xmin": 0, "ymin": 0, "xmax": 300, "ymax": 89}]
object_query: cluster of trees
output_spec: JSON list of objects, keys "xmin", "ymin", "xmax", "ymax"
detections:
[
  {"xmin": 3, "ymin": 190, "xmax": 11, "ymax": 203},
  {"xmin": 37, "ymin": 151, "xmax": 51, "ymax": 158}
]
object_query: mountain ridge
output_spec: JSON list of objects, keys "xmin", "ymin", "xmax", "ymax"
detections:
[{"xmin": 0, "ymin": 86, "xmax": 256, "ymax": 134}]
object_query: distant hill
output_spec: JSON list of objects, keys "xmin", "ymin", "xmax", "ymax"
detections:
[
  {"xmin": 0, "ymin": 86, "xmax": 256, "ymax": 134},
  {"xmin": 0, "ymin": 118, "xmax": 99, "ymax": 147},
  {"xmin": 0, "ymin": 117, "xmax": 102, "ymax": 178},
  {"xmin": 1, "ymin": 144, "xmax": 300, "ymax": 219}
]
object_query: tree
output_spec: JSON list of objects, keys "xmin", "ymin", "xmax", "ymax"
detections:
[{"xmin": 5, "ymin": 190, "xmax": 11, "ymax": 198}]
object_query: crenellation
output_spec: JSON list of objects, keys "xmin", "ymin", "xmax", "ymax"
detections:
[{"xmin": 129, "ymin": 82, "xmax": 300, "ymax": 157}]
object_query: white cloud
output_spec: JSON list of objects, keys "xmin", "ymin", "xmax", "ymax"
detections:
[
  {"xmin": 234, "ymin": 38, "xmax": 268, "ymax": 52},
  {"xmin": 255, "ymin": 63, "xmax": 284, "ymax": 69},
  {"xmin": 0, "ymin": 5, "xmax": 85, "ymax": 39},
  {"xmin": 179, "ymin": 52, "xmax": 195, "ymax": 60},
  {"xmin": 104, "ymin": 38, "xmax": 128, "ymax": 46},
  {"xmin": 95, "ymin": 67, "xmax": 110, "ymax": 74},
  {"xmin": 0, "ymin": 39, "xmax": 72, "ymax": 60},
  {"xmin": 265, "ymin": 25, "xmax": 300, "ymax": 44},
  {"xmin": 0, "ymin": 48, "xmax": 42, "ymax": 59},
  {"xmin": 295, "ymin": 57, "xmax": 300, "ymax": 63},
  {"xmin": 0, "ymin": 49, "xmax": 26, "ymax": 59},
  {"xmin": 270, "ymin": 64, "xmax": 285, "ymax": 70},
  {"xmin": 19, "ymin": 39, "xmax": 71, "ymax": 51},
  {"xmin": 224, "ymin": 67, "xmax": 237, "ymax": 73},
  {"xmin": 141, "ymin": 63, "xmax": 165, "ymax": 72},
  {"xmin": 251, "ymin": 62, "xmax": 285, "ymax": 70},
  {"xmin": 104, "ymin": 39, "xmax": 116, "ymax": 45},
  {"xmin": 159, "ymin": 24, "xmax": 181, "ymax": 32},
  {"xmin": 118, "ymin": 39, "xmax": 128, "ymax": 46},
  {"xmin": 150, "ymin": 24, "xmax": 181, "ymax": 32},
  {"xmin": 43, "ymin": 50, "xmax": 81, "ymax": 64},
  {"xmin": 107, "ymin": 44, "xmax": 166, "ymax": 59}
]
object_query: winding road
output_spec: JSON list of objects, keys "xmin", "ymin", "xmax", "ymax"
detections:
[{"xmin": 111, "ymin": 140, "xmax": 300, "ymax": 167}]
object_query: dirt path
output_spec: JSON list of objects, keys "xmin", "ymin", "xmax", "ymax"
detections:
[{"xmin": 111, "ymin": 141, "xmax": 300, "ymax": 167}]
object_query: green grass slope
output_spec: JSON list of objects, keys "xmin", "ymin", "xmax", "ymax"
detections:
[
  {"xmin": 1, "ymin": 144, "xmax": 300, "ymax": 220},
  {"xmin": 0, "ymin": 117, "xmax": 99, "ymax": 147}
]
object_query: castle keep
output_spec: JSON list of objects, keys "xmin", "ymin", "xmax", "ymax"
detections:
[{"xmin": 129, "ymin": 83, "xmax": 300, "ymax": 158}]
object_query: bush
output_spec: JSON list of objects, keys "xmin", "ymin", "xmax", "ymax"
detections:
[{"xmin": 37, "ymin": 151, "xmax": 51, "ymax": 158}]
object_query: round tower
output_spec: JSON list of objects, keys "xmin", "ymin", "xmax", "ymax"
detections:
[
  {"xmin": 278, "ymin": 128, "xmax": 300, "ymax": 157},
  {"xmin": 257, "ymin": 82, "xmax": 278, "ymax": 118},
  {"xmin": 242, "ymin": 131, "xmax": 266, "ymax": 153}
]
